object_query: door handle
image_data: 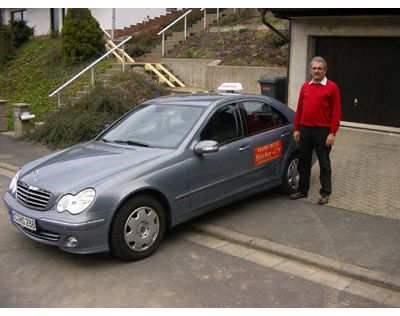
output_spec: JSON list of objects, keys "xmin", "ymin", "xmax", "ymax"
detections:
[
  {"xmin": 281, "ymin": 132, "xmax": 290, "ymax": 138},
  {"xmin": 239, "ymin": 144, "xmax": 251, "ymax": 152}
]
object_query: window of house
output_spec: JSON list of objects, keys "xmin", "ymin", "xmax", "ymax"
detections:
[{"xmin": 11, "ymin": 10, "xmax": 26, "ymax": 21}]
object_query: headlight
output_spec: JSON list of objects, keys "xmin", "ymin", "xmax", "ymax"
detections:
[
  {"xmin": 9, "ymin": 170, "xmax": 21, "ymax": 197},
  {"xmin": 57, "ymin": 188, "xmax": 96, "ymax": 215}
]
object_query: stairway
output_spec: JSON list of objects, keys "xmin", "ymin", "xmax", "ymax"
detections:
[
  {"xmin": 68, "ymin": 10, "xmax": 233, "ymax": 102},
  {"xmin": 105, "ymin": 9, "xmax": 185, "ymax": 40},
  {"xmin": 136, "ymin": 8, "xmax": 234, "ymax": 63},
  {"xmin": 97, "ymin": 61, "xmax": 185, "ymax": 86}
]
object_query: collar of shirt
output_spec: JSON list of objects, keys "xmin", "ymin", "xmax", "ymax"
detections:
[{"xmin": 309, "ymin": 76, "xmax": 327, "ymax": 86}]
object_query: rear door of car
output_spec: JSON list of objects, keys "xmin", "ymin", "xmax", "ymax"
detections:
[{"xmin": 239, "ymin": 100, "xmax": 292, "ymax": 188}]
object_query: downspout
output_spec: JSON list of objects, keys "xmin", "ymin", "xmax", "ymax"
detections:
[
  {"xmin": 258, "ymin": 9, "xmax": 291, "ymax": 105},
  {"xmin": 259, "ymin": 9, "xmax": 289, "ymax": 43},
  {"xmin": 285, "ymin": 20, "xmax": 291, "ymax": 105}
]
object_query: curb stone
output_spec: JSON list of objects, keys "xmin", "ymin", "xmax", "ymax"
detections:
[{"xmin": 192, "ymin": 223, "xmax": 400, "ymax": 293}]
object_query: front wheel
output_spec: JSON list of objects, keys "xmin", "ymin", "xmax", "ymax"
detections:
[
  {"xmin": 279, "ymin": 153, "xmax": 300, "ymax": 195},
  {"xmin": 110, "ymin": 195, "xmax": 166, "ymax": 261}
]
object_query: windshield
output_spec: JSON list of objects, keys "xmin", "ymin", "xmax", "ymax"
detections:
[{"xmin": 101, "ymin": 103, "xmax": 204, "ymax": 148}]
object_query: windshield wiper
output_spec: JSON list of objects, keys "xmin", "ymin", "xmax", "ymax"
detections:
[
  {"xmin": 100, "ymin": 138, "xmax": 114, "ymax": 143},
  {"xmin": 114, "ymin": 140, "xmax": 150, "ymax": 147}
]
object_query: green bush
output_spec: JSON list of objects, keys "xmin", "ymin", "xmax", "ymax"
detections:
[
  {"xmin": 25, "ymin": 84, "xmax": 131, "ymax": 148},
  {"xmin": 10, "ymin": 20, "xmax": 34, "ymax": 47},
  {"xmin": 0, "ymin": 20, "xmax": 33, "ymax": 67},
  {"xmin": 60, "ymin": 8, "xmax": 105, "ymax": 64},
  {"xmin": 0, "ymin": 24, "xmax": 15, "ymax": 67},
  {"xmin": 23, "ymin": 70, "xmax": 169, "ymax": 149}
]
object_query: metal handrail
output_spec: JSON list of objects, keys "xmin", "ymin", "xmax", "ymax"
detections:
[
  {"xmin": 157, "ymin": 9, "xmax": 222, "ymax": 56},
  {"xmin": 157, "ymin": 9, "xmax": 192, "ymax": 56},
  {"xmin": 49, "ymin": 35, "xmax": 132, "ymax": 107},
  {"xmin": 157, "ymin": 9, "xmax": 192, "ymax": 36}
]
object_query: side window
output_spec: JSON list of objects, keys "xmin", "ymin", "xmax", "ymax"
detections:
[
  {"xmin": 271, "ymin": 106, "xmax": 289, "ymax": 127},
  {"xmin": 242, "ymin": 101, "xmax": 275, "ymax": 135},
  {"xmin": 200, "ymin": 104, "xmax": 242, "ymax": 144}
]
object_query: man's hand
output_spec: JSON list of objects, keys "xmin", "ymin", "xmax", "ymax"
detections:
[
  {"xmin": 326, "ymin": 134, "xmax": 336, "ymax": 147},
  {"xmin": 293, "ymin": 131, "xmax": 300, "ymax": 142}
]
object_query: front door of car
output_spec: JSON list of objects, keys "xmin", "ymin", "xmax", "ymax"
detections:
[{"xmin": 186, "ymin": 103, "xmax": 254, "ymax": 212}]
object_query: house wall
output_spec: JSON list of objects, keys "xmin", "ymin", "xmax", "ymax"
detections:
[
  {"xmin": 2, "ymin": 8, "xmax": 172, "ymax": 36},
  {"xmin": 288, "ymin": 16, "xmax": 400, "ymax": 112},
  {"xmin": 2, "ymin": 8, "xmax": 52, "ymax": 35}
]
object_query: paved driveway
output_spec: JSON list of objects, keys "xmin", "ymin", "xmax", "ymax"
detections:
[{"xmin": 304, "ymin": 127, "xmax": 400, "ymax": 220}]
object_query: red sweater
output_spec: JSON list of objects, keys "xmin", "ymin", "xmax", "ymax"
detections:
[{"xmin": 294, "ymin": 79, "xmax": 341, "ymax": 135}]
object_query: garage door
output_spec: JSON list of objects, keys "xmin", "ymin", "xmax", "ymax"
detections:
[{"xmin": 314, "ymin": 37, "xmax": 400, "ymax": 128}]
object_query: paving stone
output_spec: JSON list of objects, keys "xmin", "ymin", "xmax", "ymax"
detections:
[{"xmin": 306, "ymin": 128, "xmax": 400, "ymax": 220}]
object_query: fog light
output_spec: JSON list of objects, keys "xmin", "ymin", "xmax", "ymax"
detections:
[{"xmin": 67, "ymin": 236, "xmax": 78, "ymax": 246}]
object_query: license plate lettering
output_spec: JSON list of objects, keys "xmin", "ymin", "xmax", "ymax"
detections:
[{"xmin": 12, "ymin": 211, "xmax": 37, "ymax": 231}]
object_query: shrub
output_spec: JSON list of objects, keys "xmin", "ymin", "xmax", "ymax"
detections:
[
  {"xmin": 24, "ymin": 70, "xmax": 169, "ymax": 149},
  {"xmin": 60, "ymin": 8, "xmax": 105, "ymax": 64},
  {"xmin": 0, "ymin": 23, "xmax": 15, "ymax": 67},
  {"xmin": 10, "ymin": 20, "xmax": 34, "ymax": 47},
  {"xmin": 25, "ymin": 84, "xmax": 130, "ymax": 148},
  {"xmin": 0, "ymin": 20, "xmax": 33, "ymax": 67}
]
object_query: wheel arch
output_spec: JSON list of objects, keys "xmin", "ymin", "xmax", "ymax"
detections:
[{"xmin": 113, "ymin": 189, "xmax": 172, "ymax": 229}]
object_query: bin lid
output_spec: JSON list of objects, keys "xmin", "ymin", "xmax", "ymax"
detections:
[{"xmin": 257, "ymin": 77, "xmax": 286, "ymax": 83}]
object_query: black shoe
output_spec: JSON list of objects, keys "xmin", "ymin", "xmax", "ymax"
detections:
[
  {"xmin": 318, "ymin": 195, "xmax": 329, "ymax": 205},
  {"xmin": 289, "ymin": 192, "xmax": 308, "ymax": 200}
]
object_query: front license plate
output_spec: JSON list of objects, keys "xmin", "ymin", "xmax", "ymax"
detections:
[{"xmin": 12, "ymin": 210, "xmax": 37, "ymax": 231}]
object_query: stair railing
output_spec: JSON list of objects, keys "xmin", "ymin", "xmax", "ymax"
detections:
[
  {"xmin": 49, "ymin": 35, "xmax": 132, "ymax": 108},
  {"xmin": 157, "ymin": 9, "xmax": 192, "ymax": 56},
  {"xmin": 158, "ymin": 9, "xmax": 222, "ymax": 56}
]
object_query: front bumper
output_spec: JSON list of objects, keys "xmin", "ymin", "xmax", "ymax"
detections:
[{"xmin": 3, "ymin": 191, "xmax": 111, "ymax": 254}]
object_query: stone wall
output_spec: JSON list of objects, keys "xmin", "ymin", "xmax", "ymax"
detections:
[{"xmin": 162, "ymin": 58, "xmax": 287, "ymax": 95}]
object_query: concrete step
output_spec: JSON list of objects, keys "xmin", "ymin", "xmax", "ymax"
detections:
[{"xmin": 140, "ymin": 9, "xmax": 232, "ymax": 60}]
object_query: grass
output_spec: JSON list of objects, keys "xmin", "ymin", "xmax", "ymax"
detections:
[{"xmin": 0, "ymin": 37, "xmax": 114, "ymax": 129}]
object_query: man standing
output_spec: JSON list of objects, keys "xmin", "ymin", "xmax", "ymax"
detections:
[{"xmin": 290, "ymin": 56, "xmax": 341, "ymax": 205}]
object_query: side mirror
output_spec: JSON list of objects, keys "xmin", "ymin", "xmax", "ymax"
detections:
[{"xmin": 194, "ymin": 140, "xmax": 219, "ymax": 155}]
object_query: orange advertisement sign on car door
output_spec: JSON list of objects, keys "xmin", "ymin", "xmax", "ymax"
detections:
[{"xmin": 254, "ymin": 140, "xmax": 282, "ymax": 166}]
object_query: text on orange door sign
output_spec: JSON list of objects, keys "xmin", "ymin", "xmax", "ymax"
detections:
[{"xmin": 254, "ymin": 140, "xmax": 282, "ymax": 166}]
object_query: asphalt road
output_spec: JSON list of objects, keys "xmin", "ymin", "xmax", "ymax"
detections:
[{"xmin": 0, "ymin": 173, "xmax": 391, "ymax": 308}]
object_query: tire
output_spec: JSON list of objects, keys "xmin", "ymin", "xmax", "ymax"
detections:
[
  {"xmin": 279, "ymin": 153, "xmax": 300, "ymax": 195},
  {"xmin": 110, "ymin": 195, "xmax": 166, "ymax": 261}
]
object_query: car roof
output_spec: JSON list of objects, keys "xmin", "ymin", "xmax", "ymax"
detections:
[
  {"xmin": 144, "ymin": 93, "xmax": 233, "ymax": 107},
  {"xmin": 144, "ymin": 93, "xmax": 280, "ymax": 108}
]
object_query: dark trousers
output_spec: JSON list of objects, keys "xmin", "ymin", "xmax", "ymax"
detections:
[{"xmin": 298, "ymin": 126, "xmax": 332, "ymax": 196}]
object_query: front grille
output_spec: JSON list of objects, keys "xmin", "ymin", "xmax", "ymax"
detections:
[{"xmin": 16, "ymin": 182, "xmax": 51, "ymax": 211}]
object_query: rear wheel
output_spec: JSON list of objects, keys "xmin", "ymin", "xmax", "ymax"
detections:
[
  {"xmin": 110, "ymin": 195, "xmax": 166, "ymax": 261},
  {"xmin": 279, "ymin": 153, "xmax": 300, "ymax": 195}
]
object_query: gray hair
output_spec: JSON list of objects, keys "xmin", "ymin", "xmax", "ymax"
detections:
[{"xmin": 311, "ymin": 56, "xmax": 327, "ymax": 69}]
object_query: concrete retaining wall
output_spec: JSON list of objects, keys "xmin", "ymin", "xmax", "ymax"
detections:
[{"xmin": 162, "ymin": 58, "xmax": 287, "ymax": 94}]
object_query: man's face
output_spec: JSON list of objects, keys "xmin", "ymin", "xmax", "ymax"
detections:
[{"xmin": 310, "ymin": 61, "xmax": 327, "ymax": 83}]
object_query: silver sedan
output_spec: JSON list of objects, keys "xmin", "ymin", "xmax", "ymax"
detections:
[{"xmin": 4, "ymin": 92, "xmax": 300, "ymax": 261}]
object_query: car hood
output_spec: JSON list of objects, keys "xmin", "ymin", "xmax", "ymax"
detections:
[{"xmin": 19, "ymin": 141, "xmax": 172, "ymax": 193}]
